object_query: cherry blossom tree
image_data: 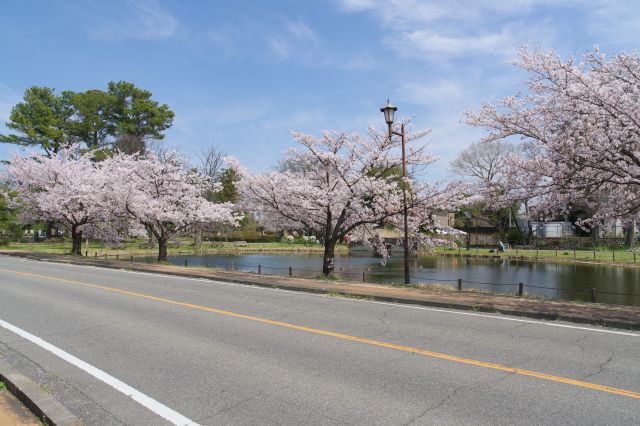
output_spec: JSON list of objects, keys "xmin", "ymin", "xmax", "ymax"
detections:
[
  {"xmin": 450, "ymin": 140, "xmax": 526, "ymax": 240},
  {"xmin": 466, "ymin": 45, "xmax": 640, "ymax": 240},
  {"xmin": 4, "ymin": 148, "xmax": 239, "ymax": 259},
  {"xmin": 104, "ymin": 153, "xmax": 239, "ymax": 261},
  {"xmin": 234, "ymin": 123, "xmax": 464, "ymax": 275},
  {"xmin": 4, "ymin": 147, "xmax": 111, "ymax": 255}
]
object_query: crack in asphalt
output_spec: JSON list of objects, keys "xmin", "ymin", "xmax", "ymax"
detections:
[
  {"xmin": 403, "ymin": 384, "xmax": 465, "ymax": 425},
  {"xmin": 580, "ymin": 349, "xmax": 616, "ymax": 380},
  {"xmin": 196, "ymin": 383, "xmax": 294, "ymax": 422},
  {"xmin": 403, "ymin": 366, "xmax": 518, "ymax": 425}
]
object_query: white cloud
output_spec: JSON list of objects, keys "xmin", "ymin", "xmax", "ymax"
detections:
[
  {"xmin": 268, "ymin": 38, "xmax": 292, "ymax": 59},
  {"xmin": 287, "ymin": 20, "xmax": 319, "ymax": 44},
  {"xmin": 334, "ymin": 0, "xmax": 568, "ymax": 58},
  {"xmin": 392, "ymin": 28, "xmax": 515, "ymax": 57},
  {"xmin": 268, "ymin": 19, "xmax": 321, "ymax": 60},
  {"xmin": 397, "ymin": 80, "xmax": 464, "ymax": 106},
  {"xmin": 89, "ymin": 0, "xmax": 179, "ymax": 41},
  {"xmin": 585, "ymin": 1, "xmax": 640, "ymax": 47}
]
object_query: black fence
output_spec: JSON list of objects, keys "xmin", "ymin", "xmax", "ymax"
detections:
[{"xmin": 88, "ymin": 252, "xmax": 640, "ymax": 306}]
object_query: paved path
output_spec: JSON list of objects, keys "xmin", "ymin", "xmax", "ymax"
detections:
[{"xmin": 0, "ymin": 255, "xmax": 638, "ymax": 425}]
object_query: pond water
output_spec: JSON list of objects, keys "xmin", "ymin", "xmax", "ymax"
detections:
[{"xmin": 165, "ymin": 252, "xmax": 640, "ymax": 307}]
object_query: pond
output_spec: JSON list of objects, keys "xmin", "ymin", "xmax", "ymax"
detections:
[{"xmin": 165, "ymin": 252, "xmax": 640, "ymax": 307}]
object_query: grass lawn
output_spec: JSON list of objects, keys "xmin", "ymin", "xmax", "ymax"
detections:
[
  {"xmin": 434, "ymin": 245, "xmax": 640, "ymax": 265},
  {"xmin": 0, "ymin": 239, "xmax": 348, "ymax": 257},
  {"xmin": 3, "ymin": 239, "xmax": 636, "ymax": 266}
]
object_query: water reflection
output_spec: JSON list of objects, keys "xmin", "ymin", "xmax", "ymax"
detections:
[{"xmin": 165, "ymin": 253, "xmax": 640, "ymax": 307}]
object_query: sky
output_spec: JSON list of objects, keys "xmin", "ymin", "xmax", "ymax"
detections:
[{"xmin": 1, "ymin": 0, "xmax": 639, "ymax": 179}]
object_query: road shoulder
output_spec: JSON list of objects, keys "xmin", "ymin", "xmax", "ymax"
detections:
[{"xmin": 0, "ymin": 359, "xmax": 82, "ymax": 426}]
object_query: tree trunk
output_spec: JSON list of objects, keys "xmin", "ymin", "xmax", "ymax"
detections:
[
  {"xmin": 591, "ymin": 224, "xmax": 600, "ymax": 248},
  {"xmin": 322, "ymin": 239, "xmax": 336, "ymax": 276},
  {"xmin": 71, "ymin": 225, "xmax": 83, "ymax": 256},
  {"xmin": 322, "ymin": 205, "xmax": 334, "ymax": 276},
  {"xmin": 146, "ymin": 225, "xmax": 156, "ymax": 247},
  {"xmin": 157, "ymin": 236, "xmax": 169, "ymax": 262},
  {"xmin": 523, "ymin": 201, "xmax": 533, "ymax": 246},
  {"xmin": 194, "ymin": 225, "xmax": 203, "ymax": 254},
  {"xmin": 624, "ymin": 221, "xmax": 635, "ymax": 248},
  {"xmin": 46, "ymin": 221, "xmax": 54, "ymax": 239}
]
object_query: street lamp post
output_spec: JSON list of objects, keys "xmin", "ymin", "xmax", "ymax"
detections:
[{"xmin": 380, "ymin": 100, "xmax": 410, "ymax": 285}]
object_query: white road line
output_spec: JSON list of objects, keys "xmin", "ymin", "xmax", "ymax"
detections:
[
  {"xmin": 0, "ymin": 318, "xmax": 199, "ymax": 426},
  {"xmin": 4, "ymin": 255, "xmax": 640, "ymax": 337}
]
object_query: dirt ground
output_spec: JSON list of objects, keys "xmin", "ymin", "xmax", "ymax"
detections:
[{"xmin": 0, "ymin": 391, "xmax": 40, "ymax": 426}]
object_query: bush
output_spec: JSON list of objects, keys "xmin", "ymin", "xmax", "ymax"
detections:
[{"xmin": 506, "ymin": 229, "xmax": 525, "ymax": 245}]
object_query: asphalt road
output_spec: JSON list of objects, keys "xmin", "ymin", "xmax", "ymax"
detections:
[{"xmin": 0, "ymin": 255, "xmax": 638, "ymax": 425}]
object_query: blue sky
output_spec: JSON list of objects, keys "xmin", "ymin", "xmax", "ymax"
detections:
[{"xmin": 1, "ymin": 0, "xmax": 639, "ymax": 178}]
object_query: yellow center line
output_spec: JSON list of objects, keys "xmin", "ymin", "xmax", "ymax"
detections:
[{"xmin": 2, "ymin": 268, "xmax": 640, "ymax": 400}]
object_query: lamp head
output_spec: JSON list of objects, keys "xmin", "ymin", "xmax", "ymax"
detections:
[{"xmin": 380, "ymin": 99, "xmax": 397, "ymax": 125}]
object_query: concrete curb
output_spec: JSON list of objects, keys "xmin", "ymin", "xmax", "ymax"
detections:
[
  {"xmin": 3, "ymin": 251, "xmax": 640, "ymax": 331},
  {"xmin": 0, "ymin": 359, "xmax": 83, "ymax": 426}
]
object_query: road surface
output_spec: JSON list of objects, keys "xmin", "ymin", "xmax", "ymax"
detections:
[{"xmin": 0, "ymin": 255, "xmax": 638, "ymax": 425}]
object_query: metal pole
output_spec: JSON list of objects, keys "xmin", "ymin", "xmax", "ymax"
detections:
[
  {"xmin": 390, "ymin": 122, "xmax": 410, "ymax": 285},
  {"xmin": 401, "ymin": 124, "xmax": 410, "ymax": 285}
]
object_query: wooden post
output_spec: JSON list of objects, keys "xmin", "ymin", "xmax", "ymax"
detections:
[
  {"xmin": 590, "ymin": 288, "xmax": 597, "ymax": 303},
  {"xmin": 130, "ymin": 255, "xmax": 133, "ymax": 262},
  {"xmin": 116, "ymin": 254, "xmax": 119, "ymax": 260},
  {"xmin": 184, "ymin": 259, "xmax": 188, "ymax": 267},
  {"xmin": 593, "ymin": 250, "xmax": 596, "ymax": 260},
  {"xmin": 289, "ymin": 267, "xmax": 293, "ymax": 277},
  {"xmin": 573, "ymin": 249, "xmax": 576, "ymax": 261},
  {"xmin": 258, "ymin": 264, "xmax": 261, "ymax": 274},
  {"xmin": 457, "ymin": 278, "xmax": 462, "ymax": 291},
  {"xmin": 613, "ymin": 250, "xmax": 615, "ymax": 261},
  {"xmin": 634, "ymin": 252, "xmax": 637, "ymax": 263},
  {"xmin": 94, "ymin": 252, "xmax": 97, "ymax": 258},
  {"xmin": 555, "ymin": 249, "xmax": 557, "ymax": 258},
  {"xmin": 362, "ymin": 271, "xmax": 366, "ymax": 282},
  {"xmin": 518, "ymin": 282, "xmax": 523, "ymax": 296}
]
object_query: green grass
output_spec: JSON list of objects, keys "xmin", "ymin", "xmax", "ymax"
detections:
[
  {"xmin": 435, "ymin": 245, "xmax": 640, "ymax": 265},
  {"xmin": 0, "ymin": 381, "xmax": 6, "ymax": 391},
  {"xmin": 0, "ymin": 239, "xmax": 349, "ymax": 257},
  {"xmin": 313, "ymin": 273, "xmax": 344, "ymax": 282},
  {"xmin": 327, "ymin": 290, "xmax": 374, "ymax": 300},
  {"xmin": 4, "ymin": 238, "xmax": 636, "ymax": 267}
]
